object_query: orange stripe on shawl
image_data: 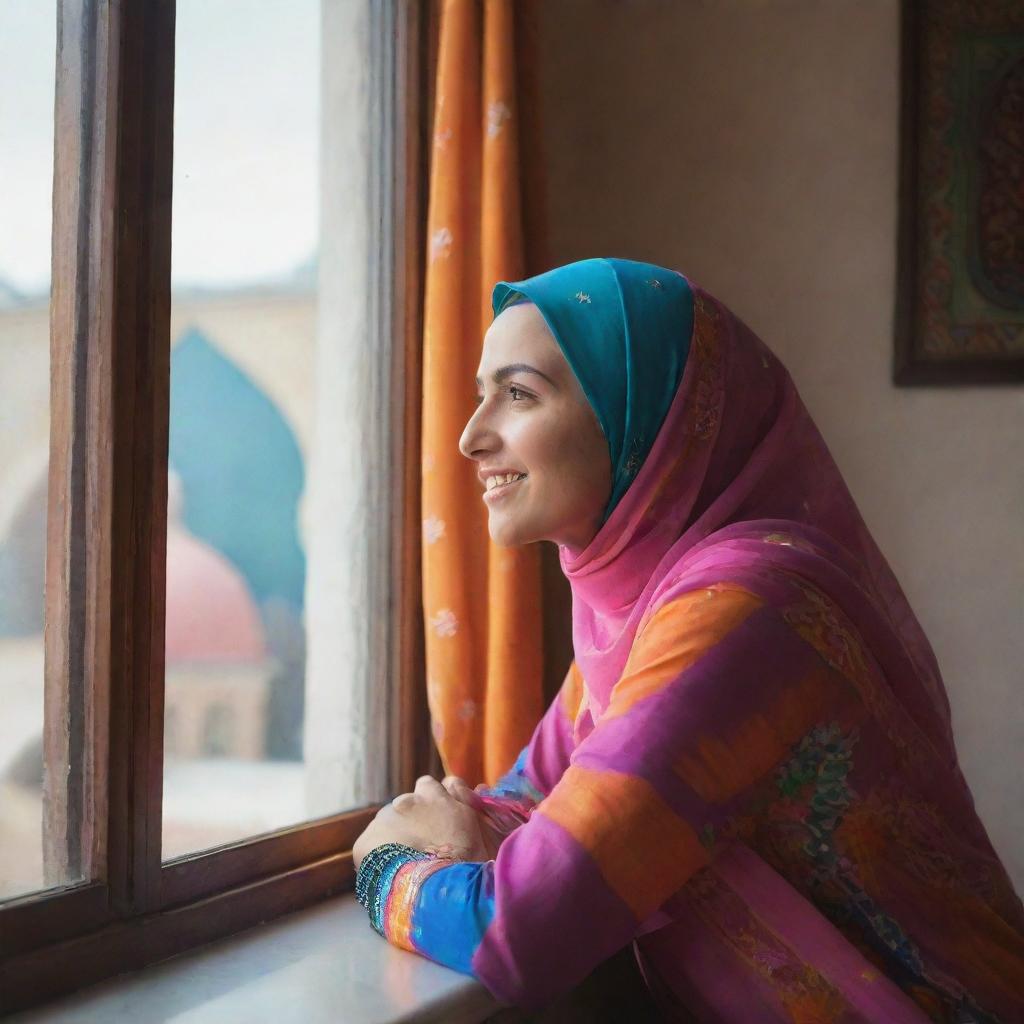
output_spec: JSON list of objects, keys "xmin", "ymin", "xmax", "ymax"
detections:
[
  {"xmin": 604, "ymin": 586, "xmax": 764, "ymax": 722},
  {"xmin": 559, "ymin": 661, "xmax": 584, "ymax": 720},
  {"xmin": 537, "ymin": 765, "xmax": 709, "ymax": 920},
  {"xmin": 675, "ymin": 660, "xmax": 854, "ymax": 803}
]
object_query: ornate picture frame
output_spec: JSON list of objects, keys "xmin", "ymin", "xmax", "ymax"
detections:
[{"xmin": 895, "ymin": 0, "xmax": 1024, "ymax": 385}]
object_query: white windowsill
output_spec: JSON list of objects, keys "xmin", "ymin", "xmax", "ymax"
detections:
[{"xmin": 9, "ymin": 895, "xmax": 502, "ymax": 1024}]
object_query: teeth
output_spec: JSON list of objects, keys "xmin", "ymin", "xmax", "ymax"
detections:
[{"xmin": 485, "ymin": 473, "xmax": 526, "ymax": 492}]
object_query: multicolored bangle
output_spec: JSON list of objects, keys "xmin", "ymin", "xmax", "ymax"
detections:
[{"xmin": 355, "ymin": 843, "xmax": 432, "ymax": 935}]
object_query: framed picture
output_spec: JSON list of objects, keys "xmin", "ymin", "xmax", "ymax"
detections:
[{"xmin": 895, "ymin": 0, "xmax": 1024, "ymax": 385}]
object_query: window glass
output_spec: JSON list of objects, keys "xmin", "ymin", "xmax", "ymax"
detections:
[
  {"xmin": 163, "ymin": 0, "xmax": 391, "ymax": 859},
  {"xmin": 0, "ymin": 1, "xmax": 57, "ymax": 901}
]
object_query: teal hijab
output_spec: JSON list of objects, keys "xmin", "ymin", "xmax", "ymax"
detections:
[{"xmin": 492, "ymin": 258, "xmax": 694, "ymax": 521}]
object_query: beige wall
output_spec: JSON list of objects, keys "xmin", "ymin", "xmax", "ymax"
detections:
[{"xmin": 537, "ymin": 0, "xmax": 1024, "ymax": 888}]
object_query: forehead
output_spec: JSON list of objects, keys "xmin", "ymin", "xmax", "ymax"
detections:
[{"xmin": 478, "ymin": 302, "xmax": 563, "ymax": 372}]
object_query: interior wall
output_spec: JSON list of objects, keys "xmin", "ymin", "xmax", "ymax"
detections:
[{"xmin": 535, "ymin": 0, "xmax": 1024, "ymax": 889}]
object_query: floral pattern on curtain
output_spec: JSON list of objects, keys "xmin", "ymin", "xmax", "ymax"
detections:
[{"xmin": 421, "ymin": 0, "xmax": 545, "ymax": 785}]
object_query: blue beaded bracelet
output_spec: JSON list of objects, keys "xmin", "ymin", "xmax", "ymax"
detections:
[{"xmin": 356, "ymin": 843, "xmax": 431, "ymax": 935}]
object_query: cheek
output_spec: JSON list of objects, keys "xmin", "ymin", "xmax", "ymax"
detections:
[
  {"xmin": 523, "ymin": 409, "xmax": 608, "ymax": 497},
  {"xmin": 565, "ymin": 403, "xmax": 608, "ymax": 468}
]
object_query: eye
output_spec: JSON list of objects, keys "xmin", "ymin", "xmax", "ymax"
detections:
[{"xmin": 474, "ymin": 384, "xmax": 533, "ymax": 406}]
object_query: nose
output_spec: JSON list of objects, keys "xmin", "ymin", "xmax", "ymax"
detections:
[{"xmin": 458, "ymin": 401, "xmax": 497, "ymax": 461}]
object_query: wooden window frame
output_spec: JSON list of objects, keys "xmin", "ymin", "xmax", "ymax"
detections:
[{"xmin": 0, "ymin": 0, "xmax": 431, "ymax": 1014}]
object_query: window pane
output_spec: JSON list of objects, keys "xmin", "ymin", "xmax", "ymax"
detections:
[
  {"xmin": 163, "ymin": 0, "xmax": 392, "ymax": 859},
  {"xmin": 0, "ymin": 2, "xmax": 57, "ymax": 901}
]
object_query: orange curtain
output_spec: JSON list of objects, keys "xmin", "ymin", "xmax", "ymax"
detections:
[{"xmin": 421, "ymin": 0, "xmax": 545, "ymax": 786}]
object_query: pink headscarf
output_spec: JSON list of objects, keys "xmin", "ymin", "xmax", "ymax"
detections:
[
  {"xmin": 562, "ymin": 282, "xmax": 955, "ymax": 762},
  {"xmin": 552, "ymin": 278, "xmax": 1024, "ymax": 1020}
]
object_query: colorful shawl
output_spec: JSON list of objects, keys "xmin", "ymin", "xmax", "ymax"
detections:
[{"xmin": 366, "ymin": 263, "xmax": 1024, "ymax": 1022}]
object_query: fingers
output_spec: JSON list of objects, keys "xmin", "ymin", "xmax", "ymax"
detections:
[
  {"xmin": 442, "ymin": 775, "xmax": 478, "ymax": 807},
  {"xmin": 391, "ymin": 775, "xmax": 459, "ymax": 815},
  {"xmin": 414, "ymin": 774, "xmax": 447, "ymax": 799},
  {"xmin": 391, "ymin": 792, "xmax": 416, "ymax": 812}
]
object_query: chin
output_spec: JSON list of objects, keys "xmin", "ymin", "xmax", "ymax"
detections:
[
  {"xmin": 488, "ymin": 523, "xmax": 521, "ymax": 547},
  {"xmin": 487, "ymin": 514, "xmax": 538, "ymax": 548}
]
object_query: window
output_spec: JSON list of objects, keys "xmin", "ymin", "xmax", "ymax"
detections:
[
  {"xmin": 0, "ymin": 2, "xmax": 430, "ymax": 1013},
  {"xmin": 0, "ymin": 1, "xmax": 59, "ymax": 905},
  {"xmin": 163, "ymin": 0, "xmax": 333, "ymax": 860}
]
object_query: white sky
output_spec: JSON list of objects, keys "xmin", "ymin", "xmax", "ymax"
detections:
[{"xmin": 0, "ymin": 0, "xmax": 320, "ymax": 294}]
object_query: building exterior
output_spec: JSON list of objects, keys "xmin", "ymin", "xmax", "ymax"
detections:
[{"xmin": 0, "ymin": 282, "xmax": 317, "ymax": 888}]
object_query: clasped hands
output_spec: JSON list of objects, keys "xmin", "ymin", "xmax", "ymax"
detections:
[{"xmin": 352, "ymin": 774, "xmax": 503, "ymax": 869}]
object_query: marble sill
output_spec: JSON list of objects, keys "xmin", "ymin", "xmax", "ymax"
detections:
[{"xmin": 9, "ymin": 894, "xmax": 502, "ymax": 1024}]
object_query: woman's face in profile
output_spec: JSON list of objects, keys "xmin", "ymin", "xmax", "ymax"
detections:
[{"xmin": 459, "ymin": 302, "xmax": 612, "ymax": 551}]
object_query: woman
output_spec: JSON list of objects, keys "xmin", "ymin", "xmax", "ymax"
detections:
[{"xmin": 352, "ymin": 259, "xmax": 1024, "ymax": 1022}]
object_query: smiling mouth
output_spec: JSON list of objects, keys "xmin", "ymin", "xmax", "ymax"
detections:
[{"xmin": 483, "ymin": 473, "xmax": 527, "ymax": 500}]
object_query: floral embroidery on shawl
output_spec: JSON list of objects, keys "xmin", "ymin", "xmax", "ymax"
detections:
[
  {"xmin": 684, "ymin": 868, "xmax": 853, "ymax": 1023},
  {"xmin": 780, "ymin": 577, "xmax": 927, "ymax": 764},
  {"xmin": 691, "ymin": 293, "xmax": 724, "ymax": 441},
  {"xmin": 701, "ymin": 721, "xmax": 1001, "ymax": 1021},
  {"xmin": 773, "ymin": 728, "xmax": 929, "ymax": 983},
  {"xmin": 630, "ymin": 289, "xmax": 726, "ymax": 531},
  {"xmin": 775, "ymin": 724, "xmax": 858, "ymax": 876}
]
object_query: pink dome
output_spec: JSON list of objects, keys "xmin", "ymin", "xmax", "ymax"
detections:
[{"xmin": 165, "ymin": 527, "xmax": 266, "ymax": 664}]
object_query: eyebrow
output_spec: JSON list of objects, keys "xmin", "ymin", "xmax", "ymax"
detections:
[{"xmin": 475, "ymin": 363, "xmax": 558, "ymax": 390}]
